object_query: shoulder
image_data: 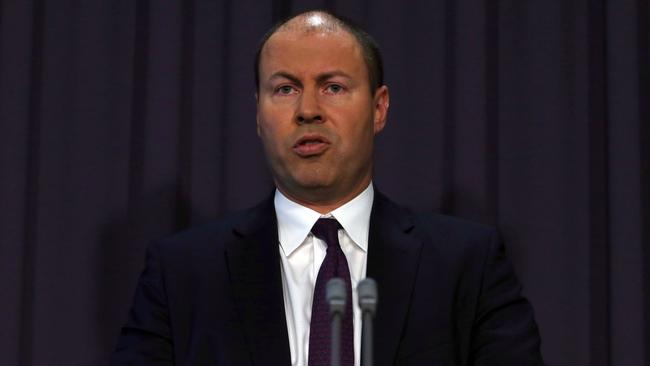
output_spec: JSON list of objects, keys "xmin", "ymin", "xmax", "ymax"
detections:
[
  {"xmin": 414, "ymin": 212, "xmax": 497, "ymax": 246},
  {"xmin": 374, "ymin": 192, "xmax": 499, "ymax": 262},
  {"xmin": 152, "ymin": 196, "xmax": 274, "ymax": 259},
  {"xmin": 375, "ymin": 191, "xmax": 497, "ymax": 243}
]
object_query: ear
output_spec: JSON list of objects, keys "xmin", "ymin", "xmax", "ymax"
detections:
[{"xmin": 372, "ymin": 85, "xmax": 389, "ymax": 134}]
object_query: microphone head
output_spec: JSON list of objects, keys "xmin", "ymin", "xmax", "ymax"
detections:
[
  {"xmin": 326, "ymin": 278, "xmax": 346, "ymax": 315},
  {"xmin": 357, "ymin": 278, "xmax": 378, "ymax": 315}
]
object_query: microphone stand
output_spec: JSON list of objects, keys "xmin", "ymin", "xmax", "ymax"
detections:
[
  {"xmin": 327, "ymin": 278, "xmax": 346, "ymax": 366},
  {"xmin": 358, "ymin": 278, "xmax": 378, "ymax": 366}
]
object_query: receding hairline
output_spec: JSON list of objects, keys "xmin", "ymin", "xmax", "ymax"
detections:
[
  {"xmin": 255, "ymin": 10, "xmax": 385, "ymax": 91},
  {"xmin": 261, "ymin": 23, "xmax": 362, "ymax": 62},
  {"xmin": 260, "ymin": 12, "xmax": 358, "ymax": 59},
  {"xmin": 273, "ymin": 11, "xmax": 346, "ymax": 35}
]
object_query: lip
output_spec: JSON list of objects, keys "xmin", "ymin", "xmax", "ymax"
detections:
[{"xmin": 293, "ymin": 133, "xmax": 331, "ymax": 157}]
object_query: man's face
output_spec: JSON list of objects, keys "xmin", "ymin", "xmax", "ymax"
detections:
[{"xmin": 256, "ymin": 28, "xmax": 389, "ymax": 205}]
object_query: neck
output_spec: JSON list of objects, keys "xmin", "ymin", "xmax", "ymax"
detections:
[{"xmin": 276, "ymin": 179, "xmax": 371, "ymax": 214}]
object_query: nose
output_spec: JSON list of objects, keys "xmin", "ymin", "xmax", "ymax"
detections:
[{"xmin": 295, "ymin": 89, "xmax": 323, "ymax": 124}]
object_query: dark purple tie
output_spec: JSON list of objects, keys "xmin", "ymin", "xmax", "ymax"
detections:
[{"xmin": 308, "ymin": 218, "xmax": 354, "ymax": 366}]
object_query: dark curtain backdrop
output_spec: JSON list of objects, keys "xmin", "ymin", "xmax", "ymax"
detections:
[{"xmin": 0, "ymin": 0, "xmax": 647, "ymax": 365}]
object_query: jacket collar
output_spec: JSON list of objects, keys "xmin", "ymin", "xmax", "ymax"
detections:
[
  {"xmin": 366, "ymin": 191, "xmax": 423, "ymax": 364},
  {"xmin": 226, "ymin": 195, "xmax": 292, "ymax": 365},
  {"xmin": 226, "ymin": 190, "xmax": 422, "ymax": 366}
]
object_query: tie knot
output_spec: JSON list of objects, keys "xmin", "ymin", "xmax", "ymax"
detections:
[{"xmin": 311, "ymin": 218, "xmax": 342, "ymax": 247}]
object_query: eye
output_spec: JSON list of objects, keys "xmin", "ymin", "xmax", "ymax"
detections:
[
  {"xmin": 325, "ymin": 84, "xmax": 345, "ymax": 94},
  {"xmin": 276, "ymin": 85, "xmax": 297, "ymax": 95}
]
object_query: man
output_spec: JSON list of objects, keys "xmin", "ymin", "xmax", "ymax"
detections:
[{"xmin": 112, "ymin": 10, "xmax": 543, "ymax": 366}]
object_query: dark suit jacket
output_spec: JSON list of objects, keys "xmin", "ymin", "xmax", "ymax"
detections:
[{"xmin": 112, "ymin": 191, "xmax": 543, "ymax": 365}]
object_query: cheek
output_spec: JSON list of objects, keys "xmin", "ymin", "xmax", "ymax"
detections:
[
  {"xmin": 335, "ymin": 128, "xmax": 372, "ymax": 161},
  {"xmin": 258, "ymin": 107, "xmax": 294, "ymax": 144},
  {"xmin": 259, "ymin": 121, "xmax": 293, "ymax": 156},
  {"xmin": 339, "ymin": 110, "xmax": 375, "ymax": 144}
]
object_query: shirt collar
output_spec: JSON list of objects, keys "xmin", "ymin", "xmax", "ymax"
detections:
[{"xmin": 274, "ymin": 183, "xmax": 374, "ymax": 256}]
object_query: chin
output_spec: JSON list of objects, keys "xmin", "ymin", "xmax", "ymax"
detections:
[
  {"xmin": 292, "ymin": 177, "xmax": 330, "ymax": 190},
  {"xmin": 288, "ymin": 171, "xmax": 335, "ymax": 191}
]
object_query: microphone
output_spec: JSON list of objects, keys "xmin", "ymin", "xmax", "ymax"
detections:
[
  {"xmin": 358, "ymin": 278, "xmax": 378, "ymax": 366},
  {"xmin": 326, "ymin": 278, "xmax": 346, "ymax": 366}
]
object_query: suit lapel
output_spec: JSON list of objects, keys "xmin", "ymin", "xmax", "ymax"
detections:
[
  {"xmin": 225, "ymin": 197, "xmax": 291, "ymax": 366},
  {"xmin": 224, "ymin": 190, "xmax": 421, "ymax": 365},
  {"xmin": 367, "ymin": 192, "xmax": 423, "ymax": 365}
]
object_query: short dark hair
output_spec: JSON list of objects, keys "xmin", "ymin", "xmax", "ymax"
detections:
[{"xmin": 254, "ymin": 10, "xmax": 384, "ymax": 92}]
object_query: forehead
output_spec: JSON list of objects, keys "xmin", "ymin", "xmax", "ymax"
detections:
[{"xmin": 259, "ymin": 29, "xmax": 366, "ymax": 79}]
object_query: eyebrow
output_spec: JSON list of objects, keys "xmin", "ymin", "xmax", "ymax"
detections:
[
  {"xmin": 268, "ymin": 70, "xmax": 353, "ymax": 86},
  {"xmin": 269, "ymin": 71, "xmax": 302, "ymax": 86}
]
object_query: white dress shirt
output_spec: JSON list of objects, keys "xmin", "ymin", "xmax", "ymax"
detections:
[{"xmin": 274, "ymin": 183, "xmax": 374, "ymax": 366}]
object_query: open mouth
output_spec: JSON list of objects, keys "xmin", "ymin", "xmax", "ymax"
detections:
[{"xmin": 293, "ymin": 134, "xmax": 330, "ymax": 156}]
